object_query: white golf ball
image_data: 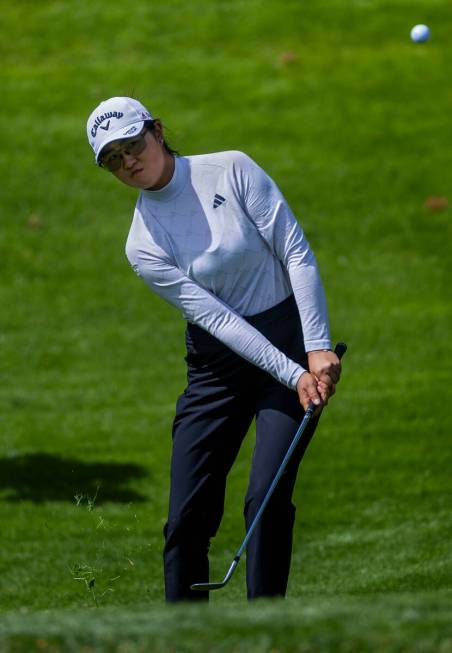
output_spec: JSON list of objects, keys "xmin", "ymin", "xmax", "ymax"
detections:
[{"xmin": 410, "ymin": 24, "xmax": 430, "ymax": 43}]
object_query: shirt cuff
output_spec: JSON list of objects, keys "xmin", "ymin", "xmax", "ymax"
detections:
[
  {"xmin": 304, "ymin": 339, "xmax": 333, "ymax": 353},
  {"xmin": 287, "ymin": 364, "xmax": 307, "ymax": 391}
]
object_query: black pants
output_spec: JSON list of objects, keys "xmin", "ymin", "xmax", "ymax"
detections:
[{"xmin": 163, "ymin": 295, "xmax": 319, "ymax": 601}]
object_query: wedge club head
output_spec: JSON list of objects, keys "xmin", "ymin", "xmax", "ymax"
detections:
[{"xmin": 191, "ymin": 558, "xmax": 238, "ymax": 591}]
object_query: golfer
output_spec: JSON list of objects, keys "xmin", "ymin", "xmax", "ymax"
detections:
[{"xmin": 86, "ymin": 97, "xmax": 341, "ymax": 602}]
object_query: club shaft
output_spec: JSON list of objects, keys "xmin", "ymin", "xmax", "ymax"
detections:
[
  {"xmin": 191, "ymin": 405, "xmax": 315, "ymax": 590},
  {"xmin": 192, "ymin": 342, "xmax": 347, "ymax": 590},
  {"xmin": 235, "ymin": 342, "xmax": 347, "ymax": 561},
  {"xmin": 235, "ymin": 406, "xmax": 315, "ymax": 559}
]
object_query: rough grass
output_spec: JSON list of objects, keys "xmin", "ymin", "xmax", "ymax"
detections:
[
  {"xmin": 1, "ymin": 593, "xmax": 452, "ymax": 652},
  {"xmin": 1, "ymin": 0, "xmax": 451, "ymax": 651}
]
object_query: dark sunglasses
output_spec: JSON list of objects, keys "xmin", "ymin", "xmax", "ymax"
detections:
[{"xmin": 99, "ymin": 130, "xmax": 148, "ymax": 172}]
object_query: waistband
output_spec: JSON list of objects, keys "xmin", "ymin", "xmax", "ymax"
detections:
[
  {"xmin": 185, "ymin": 294, "xmax": 298, "ymax": 355},
  {"xmin": 244, "ymin": 293, "xmax": 296, "ymax": 327}
]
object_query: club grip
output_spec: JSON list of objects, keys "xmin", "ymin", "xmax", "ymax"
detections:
[
  {"xmin": 305, "ymin": 343, "xmax": 347, "ymax": 415},
  {"xmin": 334, "ymin": 342, "xmax": 347, "ymax": 360}
]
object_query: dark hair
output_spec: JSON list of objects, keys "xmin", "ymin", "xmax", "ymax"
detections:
[{"xmin": 145, "ymin": 119, "xmax": 179, "ymax": 157}]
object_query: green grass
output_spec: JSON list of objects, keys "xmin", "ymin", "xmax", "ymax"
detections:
[
  {"xmin": 1, "ymin": 593, "xmax": 452, "ymax": 652},
  {"xmin": 1, "ymin": 0, "xmax": 452, "ymax": 651}
]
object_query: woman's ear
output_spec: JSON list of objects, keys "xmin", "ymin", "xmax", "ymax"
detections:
[{"xmin": 152, "ymin": 119, "xmax": 164, "ymax": 144}]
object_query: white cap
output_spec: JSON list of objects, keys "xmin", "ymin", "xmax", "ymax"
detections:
[{"xmin": 86, "ymin": 96, "xmax": 153, "ymax": 163}]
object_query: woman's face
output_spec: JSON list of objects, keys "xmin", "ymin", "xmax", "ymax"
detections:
[{"xmin": 100, "ymin": 122, "xmax": 174, "ymax": 190}]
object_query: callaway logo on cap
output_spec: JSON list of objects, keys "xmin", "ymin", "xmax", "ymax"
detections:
[{"xmin": 86, "ymin": 96, "xmax": 153, "ymax": 163}]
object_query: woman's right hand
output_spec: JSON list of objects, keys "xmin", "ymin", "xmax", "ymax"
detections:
[{"xmin": 296, "ymin": 371, "xmax": 330, "ymax": 415}]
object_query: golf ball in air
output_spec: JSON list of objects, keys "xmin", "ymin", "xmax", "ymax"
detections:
[{"xmin": 410, "ymin": 24, "xmax": 430, "ymax": 43}]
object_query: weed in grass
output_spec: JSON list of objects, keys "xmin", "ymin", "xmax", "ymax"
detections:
[
  {"xmin": 66, "ymin": 488, "xmax": 144, "ymax": 606},
  {"xmin": 69, "ymin": 487, "xmax": 119, "ymax": 606},
  {"xmin": 69, "ymin": 563, "xmax": 100, "ymax": 607},
  {"xmin": 74, "ymin": 484, "xmax": 101, "ymax": 512},
  {"xmin": 69, "ymin": 561, "xmax": 120, "ymax": 608}
]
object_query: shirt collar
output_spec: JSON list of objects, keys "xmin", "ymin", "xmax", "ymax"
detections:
[{"xmin": 141, "ymin": 156, "xmax": 189, "ymax": 202}]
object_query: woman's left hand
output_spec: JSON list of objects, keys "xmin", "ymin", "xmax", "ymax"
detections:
[{"xmin": 307, "ymin": 350, "xmax": 341, "ymax": 404}]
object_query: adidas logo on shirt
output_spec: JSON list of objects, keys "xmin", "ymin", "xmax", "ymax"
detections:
[{"xmin": 213, "ymin": 194, "xmax": 226, "ymax": 209}]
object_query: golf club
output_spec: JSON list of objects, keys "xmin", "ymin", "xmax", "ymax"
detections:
[{"xmin": 191, "ymin": 341, "xmax": 347, "ymax": 591}]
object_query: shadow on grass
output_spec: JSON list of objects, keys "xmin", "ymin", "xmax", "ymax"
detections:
[{"xmin": 0, "ymin": 453, "xmax": 149, "ymax": 503}]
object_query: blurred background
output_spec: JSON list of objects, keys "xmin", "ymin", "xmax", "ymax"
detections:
[{"xmin": 0, "ymin": 0, "xmax": 451, "ymax": 649}]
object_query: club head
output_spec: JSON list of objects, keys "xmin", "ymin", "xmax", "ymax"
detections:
[
  {"xmin": 190, "ymin": 581, "xmax": 227, "ymax": 591},
  {"xmin": 190, "ymin": 557, "xmax": 239, "ymax": 592}
]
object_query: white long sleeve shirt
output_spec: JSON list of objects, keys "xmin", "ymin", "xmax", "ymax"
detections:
[{"xmin": 125, "ymin": 150, "xmax": 331, "ymax": 389}]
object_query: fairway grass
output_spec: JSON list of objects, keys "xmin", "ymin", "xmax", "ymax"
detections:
[
  {"xmin": 1, "ymin": 592, "xmax": 452, "ymax": 652},
  {"xmin": 1, "ymin": 0, "xmax": 452, "ymax": 651}
]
